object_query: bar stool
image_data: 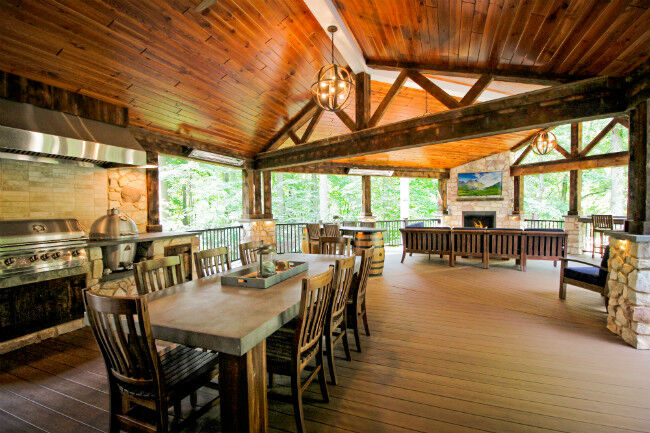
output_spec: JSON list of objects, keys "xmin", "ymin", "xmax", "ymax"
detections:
[{"xmin": 591, "ymin": 215, "xmax": 613, "ymax": 258}]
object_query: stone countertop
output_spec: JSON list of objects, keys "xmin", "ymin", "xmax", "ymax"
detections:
[{"xmin": 85, "ymin": 231, "xmax": 197, "ymax": 248}]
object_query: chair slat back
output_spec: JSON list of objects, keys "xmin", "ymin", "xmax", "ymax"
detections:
[
  {"xmin": 194, "ymin": 246, "xmax": 231, "ymax": 278},
  {"xmin": 319, "ymin": 236, "xmax": 349, "ymax": 255},
  {"xmin": 351, "ymin": 247, "xmax": 374, "ymax": 309},
  {"xmin": 488, "ymin": 230, "xmax": 523, "ymax": 257},
  {"xmin": 306, "ymin": 223, "xmax": 321, "ymax": 241},
  {"xmin": 453, "ymin": 229, "xmax": 486, "ymax": 255},
  {"xmin": 134, "ymin": 255, "xmax": 186, "ymax": 295},
  {"xmin": 323, "ymin": 223, "xmax": 341, "ymax": 237},
  {"xmin": 296, "ymin": 267, "xmax": 334, "ymax": 358},
  {"xmin": 239, "ymin": 241, "xmax": 263, "ymax": 266},
  {"xmin": 83, "ymin": 290, "xmax": 161, "ymax": 395},
  {"xmin": 592, "ymin": 214, "xmax": 614, "ymax": 230},
  {"xmin": 524, "ymin": 231, "xmax": 567, "ymax": 259},
  {"xmin": 330, "ymin": 256, "xmax": 356, "ymax": 326}
]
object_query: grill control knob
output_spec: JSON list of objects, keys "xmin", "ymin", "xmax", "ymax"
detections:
[
  {"xmin": 51, "ymin": 252, "xmax": 61, "ymax": 259},
  {"xmin": 29, "ymin": 255, "xmax": 39, "ymax": 262},
  {"xmin": 4, "ymin": 257, "xmax": 15, "ymax": 266},
  {"xmin": 40, "ymin": 253, "xmax": 50, "ymax": 260}
]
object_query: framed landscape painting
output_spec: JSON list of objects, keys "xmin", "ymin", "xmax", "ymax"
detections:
[{"xmin": 457, "ymin": 171, "xmax": 502, "ymax": 197}]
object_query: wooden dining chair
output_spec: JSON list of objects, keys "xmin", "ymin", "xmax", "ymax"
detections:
[
  {"xmin": 239, "ymin": 240, "xmax": 263, "ymax": 265},
  {"xmin": 324, "ymin": 255, "xmax": 355, "ymax": 385},
  {"xmin": 266, "ymin": 267, "xmax": 335, "ymax": 433},
  {"xmin": 306, "ymin": 223, "xmax": 321, "ymax": 253},
  {"xmin": 83, "ymin": 290, "xmax": 219, "ymax": 433},
  {"xmin": 323, "ymin": 223, "xmax": 341, "ymax": 237},
  {"xmin": 347, "ymin": 247, "xmax": 374, "ymax": 352},
  {"xmin": 134, "ymin": 255, "xmax": 186, "ymax": 295},
  {"xmin": 592, "ymin": 215, "xmax": 613, "ymax": 258},
  {"xmin": 194, "ymin": 246, "xmax": 231, "ymax": 278},
  {"xmin": 319, "ymin": 236, "xmax": 351, "ymax": 255}
]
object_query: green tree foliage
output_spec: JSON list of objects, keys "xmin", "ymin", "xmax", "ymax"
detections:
[{"xmin": 409, "ymin": 178, "xmax": 440, "ymax": 218}]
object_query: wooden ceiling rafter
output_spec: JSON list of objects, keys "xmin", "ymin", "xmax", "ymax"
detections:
[
  {"xmin": 406, "ymin": 70, "xmax": 460, "ymax": 110},
  {"xmin": 368, "ymin": 70, "xmax": 408, "ymax": 128},
  {"xmin": 510, "ymin": 127, "xmax": 552, "ymax": 152},
  {"xmin": 510, "ymin": 151, "xmax": 629, "ymax": 176},
  {"xmin": 277, "ymin": 162, "xmax": 450, "ymax": 179},
  {"xmin": 300, "ymin": 108, "xmax": 324, "ymax": 143},
  {"xmin": 335, "ymin": 109, "xmax": 357, "ymax": 132},
  {"xmin": 459, "ymin": 74, "xmax": 494, "ymax": 107},
  {"xmin": 262, "ymin": 99, "xmax": 318, "ymax": 152},
  {"xmin": 579, "ymin": 117, "xmax": 622, "ymax": 157}
]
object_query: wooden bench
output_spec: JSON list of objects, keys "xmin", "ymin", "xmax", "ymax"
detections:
[{"xmin": 400, "ymin": 227, "xmax": 567, "ymax": 271}]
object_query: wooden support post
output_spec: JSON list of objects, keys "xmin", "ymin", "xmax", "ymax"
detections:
[
  {"xmin": 513, "ymin": 175, "xmax": 524, "ymax": 215},
  {"xmin": 145, "ymin": 151, "xmax": 163, "ymax": 232},
  {"xmin": 361, "ymin": 175, "xmax": 372, "ymax": 218},
  {"xmin": 627, "ymin": 99, "xmax": 650, "ymax": 234},
  {"xmin": 356, "ymin": 72, "xmax": 371, "ymax": 130},
  {"xmin": 438, "ymin": 178, "xmax": 448, "ymax": 215},
  {"xmin": 262, "ymin": 171, "xmax": 272, "ymax": 218},
  {"xmin": 568, "ymin": 123, "xmax": 582, "ymax": 216},
  {"xmin": 242, "ymin": 169, "xmax": 261, "ymax": 219}
]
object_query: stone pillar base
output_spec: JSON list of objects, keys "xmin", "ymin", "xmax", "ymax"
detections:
[
  {"xmin": 564, "ymin": 215, "xmax": 582, "ymax": 255},
  {"xmin": 607, "ymin": 233, "xmax": 650, "ymax": 349},
  {"xmin": 241, "ymin": 219, "xmax": 276, "ymax": 245}
]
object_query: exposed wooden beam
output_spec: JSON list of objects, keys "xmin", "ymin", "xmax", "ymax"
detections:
[
  {"xmin": 406, "ymin": 70, "xmax": 460, "ymax": 109},
  {"xmin": 263, "ymin": 100, "xmax": 317, "ymax": 151},
  {"xmin": 300, "ymin": 108, "xmax": 323, "ymax": 143},
  {"xmin": 145, "ymin": 151, "xmax": 162, "ymax": 233},
  {"xmin": 554, "ymin": 142, "xmax": 572, "ymax": 159},
  {"xmin": 368, "ymin": 70, "xmax": 408, "ymax": 127},
  {"xmin": 367, "ymin": 59, "xmax": 590, "ymax": 85},
  {"xmin": 617, "ymin": 116, "xmax": 630, "ymax": 129},
  {"xmin": 335, "ymin": 109, "xmax": 357, "ymax": 132},
  {"xmin": 568, "ymin": 123, "xmax": 583, "ymax": 215},
  {"xmin": 513, "ymin": 145, "xmax": 533, "ymax": 166},
  {"xmin": 510, "ymin": 151, "xmax": 629, "ymax": 176},
  {"xmin": 459, "ymin": 74, "xmax": 493, "ymax": 107},
  {"xmin": 513, "ymin": 175, "xmax": 524, "ymax": 215},
  {"xmin": 194, "ymin": 0, "xmax": 218, "ymax": 12},
  {"xmin": 361, "ymin": 175, "xmax": 372, "ymax": 217},
  {"xmin": 256, "ymin": 77, "xmax": 627, "ymax": 170},
  {"xmin": 275, "ymin": 162, "xmax": 450, "ymax": 179},
  {"xmin": 0, "ymin": 71, "xmax": 128, "ymax": 126},
  {"xmin": 510, "ymin": 128, "xmax": 549, "ymax": 152},
  {"xmin": 627, "ymin": 99, "xmax": 650, "ymax": 234},
  {"xmin": 580, "ymin": 118, "xmax": 619, "ymax": 157},
  {"xmin": 130, "ymin": 126, "xmax": 251, "ymax": 165},
  {"xmin": 356, "ymin": 72, "xmax": 371, "ymax": 130},
  {"xmin": 438, "ymin": 179, "xmax": 448, "ymax": 214},
  {"xmin": 287, "ymin": 130, "xmax": 301, "ymax": 146}
]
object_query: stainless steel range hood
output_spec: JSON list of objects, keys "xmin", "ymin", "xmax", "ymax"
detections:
[{"xmin": 0, "ymin": 98, "xmax": 146, "ymax": 167}]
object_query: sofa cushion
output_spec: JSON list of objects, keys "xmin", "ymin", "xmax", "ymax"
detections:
[{"xmin": 564, "ymin": 266, "xmax": 605, "ymax": 287}]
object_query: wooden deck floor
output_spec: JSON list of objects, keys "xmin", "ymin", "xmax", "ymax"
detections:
[{"xmin": 2, "ymin": 249, "xmax": 650, "ymax": 433}]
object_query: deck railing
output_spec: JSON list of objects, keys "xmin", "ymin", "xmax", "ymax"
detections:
[
  {"xmin": 193, "ymin": 225, "xmax": 244, "ymax": 261},
  {"xmin": 275, "ymin": 223, "xmax": 305, "ymax": 254},
  {"xmin": 524, "ymin": 219, "xmax": 565, "ymax": 230}
]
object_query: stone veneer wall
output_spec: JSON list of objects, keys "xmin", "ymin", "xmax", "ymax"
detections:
[
  {"xmin": 107, "ymin": 167, "xmax": 148, "ymax": 233},
  {"xmin": 443, "ymin": 152, "xmax": 521, "ymax": 229},
  {"xmin": 241, "ymin": 219, "xmax": 276, "ymax": 245},
  {"xmin": 0, "ymin": 158, "xmax": 108, "ymax": 230},
  {"xmin": 607, "ymin": 235, "xmax": 650, "ymax": 349}
]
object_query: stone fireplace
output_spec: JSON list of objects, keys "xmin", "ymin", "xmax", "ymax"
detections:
[
  {"xmin": 442, "ymin": 152, "xmax": 522, "ymax": 229},
  {"xmin": 463, "ymin": 211, "xmax": 496, "ymax": 228}
]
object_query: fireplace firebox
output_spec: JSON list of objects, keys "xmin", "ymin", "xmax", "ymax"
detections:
[{"xmin": 463, "ymin": 211, "xmax": 496, "ymax": 228}]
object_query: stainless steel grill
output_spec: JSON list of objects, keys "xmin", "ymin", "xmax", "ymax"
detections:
[{"xmin": 0, "ymin": 219, "xmax": 88, "ymax": 278}]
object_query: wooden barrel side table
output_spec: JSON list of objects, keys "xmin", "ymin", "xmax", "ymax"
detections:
[{"xmin": 339, "ymin": 227, "xmax": 387, "ymax": 277}]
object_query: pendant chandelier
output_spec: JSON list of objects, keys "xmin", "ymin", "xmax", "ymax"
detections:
[
  {"xmin": 312, "ymin": 26, "xmax": 354, "ymax": 112},
  {"xmin": 531, "ymin": 130, "xmax": 557, "ymax": 156}
]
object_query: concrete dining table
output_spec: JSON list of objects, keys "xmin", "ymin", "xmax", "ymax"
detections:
[{"xmin": 144, "ymin": 253, "xmax": 355, "ymax": 433}]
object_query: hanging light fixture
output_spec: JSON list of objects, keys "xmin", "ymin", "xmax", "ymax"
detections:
[
  {"xmin": 312, "ymin": 26, "xmax": 354, "ymax": 112},
  {"xmin": 531, "ymin": 130, "xmax": 557, "ymax": 156}
]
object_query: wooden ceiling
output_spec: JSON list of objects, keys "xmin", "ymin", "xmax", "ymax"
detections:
[
  {"xmin": 0, "ymin": 0, "xmax": 647, "ymax": 169},
  {"xmin": 335, "ymin": 0, "xmax": 650, "ymax": 77},
  {"xmin": 0, "ymin": 0, "xmax": 345, "ymax": 157}
]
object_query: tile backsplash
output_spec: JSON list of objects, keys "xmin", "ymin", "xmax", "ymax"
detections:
[{"xmin": 0, "ymin": 158, "xmax": 108, "ymax": 230}]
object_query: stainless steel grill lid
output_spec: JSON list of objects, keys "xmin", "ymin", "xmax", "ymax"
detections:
[
  {"xmin": 89, "ymin": 209, "xmax": 139, "ymax": 240},
  {"xmin": 0, "ymin": 219, "xmax": 86, "ymax": 246}
]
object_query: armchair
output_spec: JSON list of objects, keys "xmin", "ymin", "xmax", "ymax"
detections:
[{"xmin": 559, "ymin": 246, "xmax": 609, "ymax": 304}]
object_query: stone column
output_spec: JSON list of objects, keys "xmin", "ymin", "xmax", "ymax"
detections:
[
  {"xmin": 564, "ymin": 215, "xmax": 582, "ymax": 255},
  {"xmin": 241, "ymin": 168, "xmax": 275, "ymax": 245},
  {"xmin": 607, "ymin": 234, "xmax": 650, "ymax": 349}
]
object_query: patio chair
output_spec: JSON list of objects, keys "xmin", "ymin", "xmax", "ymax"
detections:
[
  {"xmin": 266, "ymin": 267, "xmax": 334, "ymax": 433},
  {"xmin": 134, "ymin": 255, "xmax": 186, "ymax": 295},
  {"xmin": 592, "ymin": 215, "xmax": 614, "ymax": 258},
  {"xmin": 559, "ymin": 246, "xmax": 610, "ymax": 305},
  {"xmin": 347, "ymin": 247, "xmax": 374, "ymax": 352},
  {"xmin": 306, "ymin": 223, "xmax": 321, "ymax": 254},
  {"xmin": 84, "ymin": 290, "xmax": 219, "ymax": 433},
  {"xmin": 239, "ymin": 240, "xmax": 263, "ymax": 265},
  {"xmin": 323, "ymin": 223, "xmax": 341, "ymax": 237},
  {"xmin": 324, "ymin": 255, "xmax": 355, "ymax": 384},
  {"xmin": 319, "ymin": 236, "xmax": 351, "ymax": 255},
  {"xmin": 194, "ymin": 246, "xmax": 231, "ymax": 278}
]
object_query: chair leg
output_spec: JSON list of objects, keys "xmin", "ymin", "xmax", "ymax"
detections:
[
  {"xmin": 325, "ymin": 330, "xmax": 337, "ymax": 385},
  {"xmin": 361, "ymin": 309, "xmax": 370, "ymax": 337},
  {"xmin": 592, "ymin": 229, "xmax": 596, "ymax": 258},
  {"xmin": 600, "ymin": 232, "xmax": 605, "ymax": 257},
  {"xmin": 158, "ymin": 402, "xmax": 169, "ymax": 433},
  {"xmin": 108, "ymin": 387, "xmax": 121, "ymax": 433},
  {"xmin": 317, "ymin": 344, "xmax": 329, "ymax": 403},
  {"xmin": 341, "ymin": 320, "xmax": 352, "ymax": 362},
  {"xmin": 559, "ymin": 281, "xmax": 567, "ymax": 300},
  {"xmin": 401, "ymin": 251, "xmax": 406, "ymax": 263},
  {"xmin": 290, "ymin": 372, "xmax": 306, "ymax": 433},
  {"xmin": 553, "ymin": 260, "xmax": 558, "ymax": 268},
  {"xmin": 173, "ymin": 400, "xmax": 182, "ymax": 428},
  {"xmin": 349, "ymin": 311, "xmax": 362, "ymax": 352}
]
